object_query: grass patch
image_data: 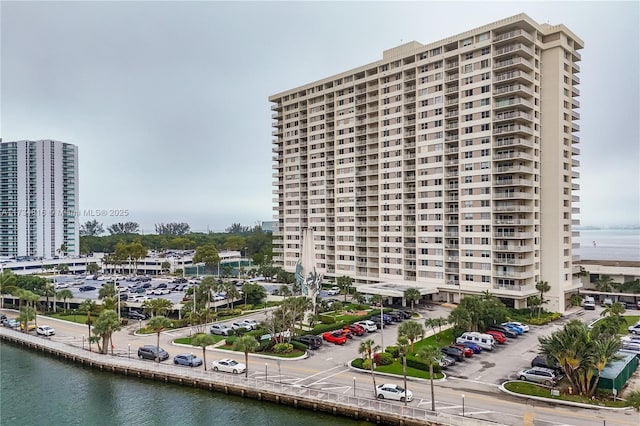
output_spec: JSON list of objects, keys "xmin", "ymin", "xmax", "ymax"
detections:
[
  {"xmin": 413, "ymin": 328, "xmax": 456, "ymax": 351},
  {"xmin": 507, "ymin": 309, "xmax": 562, "ymax": 325},
  {"xmin": 374, "ymin": 359, "xmax": 443, "ymax": 380},
  {"xmin": 504, "ymin": 381, "xmax": 628, "ymax": 408},
  {"xmin": 46, "ymin": 312, "xmax": 98, "ymax": 325},
  {"xmin": 621, "ymin": 316, "xmax": 640, "ymax": 334},
  {"xmin": 216, "ymin": 344, "xmax": 305, "ymax": 358},
  {"xmin": 173, "ymin": 335, "xmax": 226, "ymax": 345}
]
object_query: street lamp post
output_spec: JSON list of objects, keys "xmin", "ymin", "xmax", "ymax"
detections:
[
  {"xmin": 128, "ymin": 344, "xmax": 131, "ymax": 359},
  {"xmin": 353, "ymin": 377, "xmax": 356, "ymax": 397},
  {"xmin": 73, "ymin": 309, "xmax": 77, "ymax": 323},
  {"xmin": 462, "ymin": 394, "xmax": 465, "ymax": 416},
  {"xmin": 138, "ymin": 319, "xmax": 142, "ymax": 332},
  {"xmin": 380, "ymin": 297, "xmax": 384, "ymax": 350},
  {"xmin": 265, "ymin": 363, "xmax": 268, "ymax": 381}
]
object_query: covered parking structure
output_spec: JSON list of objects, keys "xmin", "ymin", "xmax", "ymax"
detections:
[
  {"xmin": 597, "ymin": 352, "xmax": 639, "ymax": 395},
  {"xmin": 353, "ymin": 282, "xmax": 438, "ymax": 308}
]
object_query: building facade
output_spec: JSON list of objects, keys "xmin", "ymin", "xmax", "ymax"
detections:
[
  {"xmin": 269, "ymin": 14, "xmax": 583, "ymax": 313},
  {"xmin": 0, "ymin": 139, "xmax": 79, "ymax": 258}
]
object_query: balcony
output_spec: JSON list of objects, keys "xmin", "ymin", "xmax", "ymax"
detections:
[
  {"xmin": 493, "ymin": 29, "xmax": 534, "ymax": 44},
  {"xmin": 493, "ymin": 191, "xmax": 534, "ymax": 200},
  {"xmin": 493, "ymin": 204, "xmax": 534, "ymax": 213},
  {"xmin": 494, "ymin": 269, "xmax": 533, "ymax": 279},
  {"xmin": 494, "ymin": 43, "xmax": 534, "ymax": 58},
  {"xmin": 494, "ymin": 110, "xmax": 533, "ymax": 123},
  {"xmin": 493, "ymin": 125, "xmax": 533, "ymax": 137},
  {"xmin": 491, "ymin": 282, "xmax": 537, "ymax": 293},
  {"xmin": 493, "ymin": 151, "xmax": 533, "ymax": 161},
  {"xmin": 494, "ymin": 97, "xmax": 533, "ymax": 110},
  {"xmin": 494, "ymin": 231, "xmax": 533, "ymax": 239},
  {"xmin": 493, "ymin": 57, "xmax": 533, "ymax": 72},
  {"xmin": 494, "ymin": 70, "xmax": 533, "ymax": 85},
  {"xmin": 493, "ymin": 244, "xmax": 534, "ymax": 252},
  {"xmin": 494, "ymin": 218, "xmax": 533, "ymax": 225},
  {"xmin": 494, "ymin": 84, "xmax": 533, "ymax": 97},
  {"xmin": 495, "ymin": 257, "xmax": 534, "ymax": 266},
  {"xmin": 494, "ymin": 178, "xmax": 534, "ymax": 187},
  {"xmin": 495, "ymin": 137, "xmax": 533, "ymax": 148}
]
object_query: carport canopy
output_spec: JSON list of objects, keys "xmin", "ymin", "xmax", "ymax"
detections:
[{"xmin": 354, "ymin": 282, "xmax": 438, "ymax": 298}]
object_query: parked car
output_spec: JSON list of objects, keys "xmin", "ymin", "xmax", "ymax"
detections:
[
  {"xmin": 343, "ymin": 324, "xmax": 366, "ymax": 336},
  {"xmin": 485, "ymin": 330, "xmax": 507, "ymax": 344},
  {"xmin": 501, "ymin": 323, "xmax": 524, "ymax": 335},
  {"xmin": 386, "ymin": 311, "xmax": 404, "ymax": 322},
  {"xmin": 173, "ymin": 353, "xmax": 203, "ymax": 367},
  {"xmin": 503, "ymin": 321, "xmax": 530, "ymax": 333},
  {"xmin": 138, "ymin": 345, "xmax": 169, "ymax": 361},
  {"xmin": 240, "ymin": 319, "xmax": 258, "ymax": 330},
  {"xmin": 152, "ymin": 288, "xmax": 170, "ymax": 295},
  {"xmin": 517, "ymin": 367, "xmax": 561, "ymax": 386},
  {"xmin": 394, "ymin": 310, "xmax": 412, "ymax": 319},
  {"xmin": 458, "ymin": 341, "xmax": 483, "ymax": 354},
  {"xmin": 628, "ymin": 323, "xmax": 640, "ymax": 335},
  {"xmin": 456, "ymin": 332, "xmax": 495, "ymax": 351},
  {"xmin": 621, "ymin": 335, "xmax": 640, "ymax": 345},
  {"xmin": 487, "ymin": 325, "xmax": 518, "ymax": 338},
  {"xmin": 211, "ymin": 358, "xmax": 246, "ymax": 374},
  {"xmin": 453, "ymin": 344, "xmax": 474, "ymax": 357},
  {"xmin": 339, "ymin": 329, "xmax": 354, "ymax": 339},
  {"xmin": 441, "ymin": 346, "xmax": 465, "ymax": 362},
  {"xmin": 36, "ymin": 325, "xmax": 55, "ymax": 336},
  {"xmin": 322, "ymin": 331, "xmax": 347, "ymax": 345},
  {"xmin": 602, "ymin": 298, "xmax": 614, "ymax": 307},
  {"xmin": 439, "ymin": 355, "xmax": 456, "ymax": 369},
  {"xmin": 79, "ymin": 285, "xmax": 97, "ymax": 292},
  {"xmin": 531, "ymin": 354, "xmax": 561, "ymax": 372},
  {"xmin": 20, "ymin": 323, "xmax": 36, "ymax": 332},
  {"xmin": 2, "ymin": 318, "xmax": 19, "ymax": 328},
  {"xmin": 210, "ymin": 324, "xmax": 232, "ymax": 336},
  {"xmin": 375, "ymin": 384, "xmax": 413, "ymax": 402},
  {"xmin": 354, "ymin": 320, "xmax": 378, "ymax": 332},
  {"xmin": 294, "ymin": 334, "xmax": 323, "ymax": 349},
  {"xmin": 370, "ymin": 317, "xmax": 385, "ymax": 329},
  {"xmin": 230, "ymin": 322, "xmax": 250, "ymax": 331},
  {"xmin": 370, "ymin": 314, "xmax": 393, "ymax": 325},
  {"xmin": 582, "ymin": 296, "xmax": 596, "ymax": 310},
  {"xmin": 326, "ymin": 286, "xmax": 340, "ymax": 296}
]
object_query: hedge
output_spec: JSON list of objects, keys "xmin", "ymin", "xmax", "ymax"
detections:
[
  {"xmin": 385, "ymin": 346, "xmax": 400, "ymax": 358},
  {"xmin": 290, "ymin": 340, "xmax": 308, "ymax": 352},
  {"xmin": 406, "ymin": 356, "xmax": 442, "ymax": 373},
  {"xmin": 374, "ymin": 352, "xmax": 394, "ymax": 366},
  {"xmin": 351, "ymin": 358, "xmax": 364, "ymax": 369}
]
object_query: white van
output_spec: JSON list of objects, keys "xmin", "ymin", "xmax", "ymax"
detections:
[
  {"xmin": 456, "ymin": 332, "xmax": 495, "ymax": 351},
  {"xmin": 582, "ymin": 296, "xmax": 596, "ymax": 310}
]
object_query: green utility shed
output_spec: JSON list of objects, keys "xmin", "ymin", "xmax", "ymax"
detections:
[{"xmin": 597, "ymin": 352, "xmax": 639, "ymax": 392}]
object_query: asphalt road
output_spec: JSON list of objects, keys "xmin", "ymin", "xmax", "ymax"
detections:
[{"xmin": 2, "ymin": 305, "xmax": 638, "ymax": 426}]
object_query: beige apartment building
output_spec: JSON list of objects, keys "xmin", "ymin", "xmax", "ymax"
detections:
[{"xmin": 269, "ymin": 14, "xmax": 583, "ymax": 313}]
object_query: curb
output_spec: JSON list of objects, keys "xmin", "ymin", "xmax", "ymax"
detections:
[
  {"xmin": 171, "ymin": 339, "xmax": 309, "ymax": 361},
  {"xmin": 346, "ymin": 360, "xmax": 448, "ymax": 383},
  {"xmin": 498, "ymin": 381, "xmax": 633, "ymax": 411}
]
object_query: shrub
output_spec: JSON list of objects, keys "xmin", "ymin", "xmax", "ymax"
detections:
[
  {"xmin": 273, "ymin": 343, "xmax": 293, "ymax": 354},
  {"xmin": 351, "ymin": 358, "xmax": 364, "ymax": 369},
  {"xmin": 406, "ymin": 356, "xmax": 442, "ymax": 374},
  {"xmin": 362, "ymin": 358, "xmax": 372, "ymax": 370},
  {"xmin": 225, "ymin": 336, "xmax": 237, "ymax": 345},
  {"xmin": 374, "ymin": 352, "xmax": 394, "ymax": 366},
  {"xmin": 385, "ymin": 346, "xmax": 400, "ymax": 358},
  {"xmin": 290, "ymin": 340, "xmax": 308, "ymax": 352},
  {"xmin": 258, "ymin": 338, "xmax": 272, "ymax": 352}
]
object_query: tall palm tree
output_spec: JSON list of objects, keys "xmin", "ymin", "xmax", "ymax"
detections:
[
  {"xmin": 224, "ymin": 282, "xmax": 241, "ymax": 310},
  {"xmin": 403, "ymin": 288, "xmax": 421, "ymax": 312},
  {"xmin": 79, "ymin": 299, "xmax": 98, "ymax": 352},
  {"xmin": 0, "ymin": 269, "xmax": 17, "ymax": 309},
  {"xmin": 396, "ymin": 336, "xmax": 410, "ymax": 406},
  {"xmin": 57, "ymin": 289, "xmax": 73, "ymax": 311},
  {"xmin": 358, "ymin": 339, "xmax": 380, "ymax": 396},
  {"xmin": 594, "ymin": 275, "xmax": 615, "ymax": 293},
  {"xmin": 146, "ymin": 316, "xmax": 173, "ymax": 362},
  {"xmin": 417, "ymin": 345, "xmax": 443, "ymax": 412},
  {"xmin": 91, "ymin": 309, "xmax": 122, "ymax": 354},
  {"xmin": 535, "ymin": 281, "xmax": 551, "ymax": 319},
  {"xmin": 191, "ymin": 333, "xmax": 216, "ymax": 371},
  {"xmin": 40, "ymin": 282, "xmax": 56, "ymax": 312},
  {"xmin": 142, "ymin": 298, "xmax": 173, "ymax": 317},
  {"xmin": 232, "ymin": 335, "xmax": 259, "ymax": 378},
  {"xmin": 398, "ymin": 320, "xmax": 424, "ymax": 352},
  {"xmin": 23, "ymin": 291, "xmax": 40, "ymax": 327}
]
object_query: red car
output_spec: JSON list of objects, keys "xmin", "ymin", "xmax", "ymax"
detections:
[
  {"xmin": 453, "ymin": 344, "xmax": 474, "ymax": 357},
  {"xmin": 486, "ymin": 330, "xmax": 507, "ymax": 344},
  {"xmin": 323, "ymin": 331, "xmax": 347, "ymax": 345},
  {"xmin": 344, "ymin": 324, "xmax": 366, "ymax": 336},
  {"xmin": 339, "ymin": 329, "xmax": 354, "ymax": 339}
]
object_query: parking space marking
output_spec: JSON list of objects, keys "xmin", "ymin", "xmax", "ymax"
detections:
[
  {"xmin": 464, "ymin": 410, "xmax": 494, "ymax": 415},
  {"xmin": 319, "ymin": 385, "xmax": 350, "ymax": 392}
]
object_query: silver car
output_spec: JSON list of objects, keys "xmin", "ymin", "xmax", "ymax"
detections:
[{"xmin": 517, "ymin": 367, "xmax": 561, "ymax": 386}]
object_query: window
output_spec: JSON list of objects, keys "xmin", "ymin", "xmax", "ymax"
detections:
[
  {"xmin": 465, "ymin": 89, "xmax": 473, "ymax": 97},
  {"xmin": 481, "ymin": 124, "xmax": 490, "ymax": 131},
  {"xmin": 465, "ymin": 52, "xmax": 473, "ymax": 60},
  {"xmin": 463, "ymin": 64, "xmax": 473, "ymax": 73},
  {"xmin": 462, "ymin": 37, "xmax": 473, "ymax": 46},
  {"xmin": 480, "ymin": 59, "xmax": 490, "ymax": 69},
  {"xmin": 465, "ymin": 114, "xmax": 473, "ymax": 122},
  {"xmin": 481, "ymin": 47, "xmax": 490, "ymax": 55},
  {"xmin": 480, "ymin": 98, "xmax": 490, "ymax": 106},
  {"xmin": 481, "ymin": 85, "xmax": 490, "ymax": 93}
]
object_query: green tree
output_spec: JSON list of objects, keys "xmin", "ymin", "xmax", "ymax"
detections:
[
  {"xmin": 241, "ymin": 283, "xmax": 267, "ymax": 305},
  {"xmin": 232, "ymin": 335, "xmax": 259, "ymax": 378},
  {"xmin": 535, "ymin": 281, "xmax": 551, "ymax": 319},
  {"xmin": 22, "ymin": 290, "xmax": 40, "ymax": 327},
  {"xmin": 404, "ymin": 288, "xmax": 421, "ymax": 312},
  {"xmin": 86, "ymin": 262, "xmax": 101, "ymax": 274},
  {"xmin": 57, "ymin": 289, "xmax": 74, "ymax": 310},
  {"xmin": 568, "ymin": 294, "xmax": 583, "ymax": 307},
  {"xmin": 79, "ymin": 299, "xmax": 98, "ymax": 352},
  {"xmin": 398, "ymin": 320, "xmax": 424, "ymax": 352},
  {"xmin": 55, "ymin": 263, "xmax": 69, "ymax": 274},
  {"xmin": 358, "ymin": 339, "xmax": 380, "ymax": 396},
  {"xmin": 627, "ymin": 390, "xmax": 640, "ymax": 412},
  {"xmin": 223, "ymin": 282, "xmax": 241, "ymax": 310},
  {"xmin": 17, "ymin": 305, "xmax": 36, "ymax": 333},
  {"xmin": 147, "ymin": 316, "xmax": 173, "ymax": 362},
  {"xmin": 142, "ymin": 298, "xmax": 174, "ymax": 317},
  {"xmin": 594, "ymin": 275, "xmax": 615, "ymax": 293},
  {"xmin": 161, "ymin": 261, "xmax": 171, "ymax": 274},
  {"xmin": 448, "ymin": 295, "xmax": 508, "ymax": 332},
  {"xmin": 91, "ymin": 309, "xmax": 122, "ymax": 354},
  {"xmin": 337, "ymin": 276, "xmax": 353, "ymax": 302},
  {"xmin": 191, "ymin": 333, "xmax": 216, "ymax": 371},
  {"xmin": 416, "ymin": 345, "xmax": 443, "ymax": 411},
  {"xmin": 194, "ymin": 244, "xmax": 221, "ymax": 273},
  {"xmin": 107, "ymin": 222, "xmax": 140, "ymax": 235},
  {"xmin": 396, "ymin": 336, "xmax": 410, "ymax": 406},
  {"xmin": 223, "ymin": 235, "xmax": 247, "ymax": 251},
  {"xmin": 80, "ymin": 219, "xmax": 105, "ymax": 236},
  {"xmin": 40, "ymin": 282, "xmax": 57, "ymax": 312},
  {"xmin": 0, "ymin": 269, "xmax": 17, "ymax": 309}
]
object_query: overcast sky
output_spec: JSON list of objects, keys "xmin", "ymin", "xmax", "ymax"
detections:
[{"xmin": 2, "ymin": 1, "xmax": 638, "ymax": 232}]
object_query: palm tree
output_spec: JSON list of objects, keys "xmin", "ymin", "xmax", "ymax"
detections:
[
  {"xmin": 404, "ymin": 288, "xmax": 421, "ymax": 312},
  {"xmin": 417, "ymin": 345, "xmax": 443, "ymax": 412},
  {"xmin": 57, "ymin": 289, "xmax": 73, "ymax": 311},
  {"xmin": 17, "ymin": 305, "xmax": 36, "ymax": 333},
  {"xmin": 147, "ymin": 316, "xmax": 173, "ymax": 362},
  {"xmin": 40, "ymin": 282, "xmax": 56, "ymax": 312},
  {"xmin": 594, "ymin": 275, "xmax": 615, "ymax": 293},
  {"xmin": 398, "ymin": 320, "xmax": 424, "ymax": 352},
  {"xmin": 535, "ymin": 280, "xmax": 551, "ymax": 319},
  {"xmin": 232, "ymin": 335, "xmax": 259, "ymax": 378},
  {"xmin": 224, "ymin": 283, "xmax": 241, "ymax": 310},
  {"xmin": 91, "ymin": 309, "xmax": 122, "ymax": 354},
  {"xmin": 191, "ymin": 333, "xmax": 216, "ymax": 371},
  {"xmin": 23, "ymin": 291, "xmax": 40, "ymax": 327},
  {"xmin": 358, "ymin": 339, "xmax": 380, "ymax": 396},
  {"xmin": 143, "ymin": 298, "xmax": 173, "ymax": 317},
  {"xmin": 0, "ymin": 269, "xmax": 17, "ymax": 309},
  {"xmin": 337, "ymin": 275, "xmax": 353, "ymax": 302},
  {"xmin": 568, "ymin": 293, "xmax": 583, "ymax": 307},
  {"xmin": 396, "ymin": 336, "xmax": 410, "ymax": 406},
  {"xmin": 424, "ymin": 317, "xmax": 447, "ymax": 343},
  {"xmin": 79, "ymin": 299, "xmax": 98, "ymax": 352},
  {"xmin": 627, "ymin": 390, "xmax": 640, "ymax": 412}
]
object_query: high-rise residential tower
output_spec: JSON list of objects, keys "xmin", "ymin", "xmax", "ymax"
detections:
[
  {"xmin": 270, "ymin": 14, "xmax": 583, "ymax": 313},
  {"xmin": 0, "ymin": 139, "xmax": 79, "ymax": 258}
]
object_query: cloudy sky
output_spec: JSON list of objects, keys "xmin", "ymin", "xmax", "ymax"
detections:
[{"xmin": 2, "ymin": 1, "xmax": 638, "ymax": 232}]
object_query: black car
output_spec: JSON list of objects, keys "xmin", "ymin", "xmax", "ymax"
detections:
[
  {"xmin": 138, "ymin": 345, "xmax": 169, "ymax": 361},
  {"xmin": 487, "ymin": 325, "xmax": 518, "ymax": 338},
  {"xmin": 155, "ymin": 283, "xmax": 168, "ymax": 289},
  {"xmin": 531, "ymin": 355, "xmax": 561, "ymax": 373},
  {"xmin": 79, "ymin": 285, "xmax": 97, "ymax": 292},
  {"xmin": 370, "ymin": 317, "xmax": 385, "ymax": 329},
  {"xmin": 294, "ymin": 335, "xmax": 323, "ymax": 350},
  {"xmin": 387, "ymin": 312, "xmax": 405, "ymax": 322},
  {"xmin": 370, "ymin": 314, "xmax": 393, "ymax": 325},
  {"xmin": 441, "ymin": 346, "xmax": 465, "ymax": 362},
  {"xmin": 128, "ymin": 311, "xmax": 148, "ymax": 320},
  {"xmin": 394, "ymin": 310, "xmax": 412, "ymax": 319}
]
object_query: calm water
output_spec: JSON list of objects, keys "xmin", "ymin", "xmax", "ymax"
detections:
[
  {"xmin": 0, "ymin": 343, "xmax": 370, "ymax": 426},
  {"xmin": 576, "ymin": 228, "xmax": 640, "ymax": 261}
]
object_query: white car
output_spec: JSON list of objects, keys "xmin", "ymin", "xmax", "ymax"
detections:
[
  {"xmin": 210, "ymin": 324, "xmax": 231, "ymax": 336},
  {"xmin": 36, "ymin": 325, "xmax": 55, "ymax": 336},
  {"xmin": 54, "ymin": 282, "xmax": 69, "ymax": 289},
  {"xmin": 375, "ymin": 384, "xmax": 413, "ymax": 402},
  {"xmin": 153, "ymin": 288, "xmax": 170, "ymax": 295},
  {"xmin": 230, "ymin": 322, "xmax": 250, "ymax": 331},
  {"xmin": 211, "ymin": 359, "xmax": 246, "ymax": 374},
  {"xmin": 326, "ymin": 286, "xmax": 340, "ymax": 296},
  {"xmin": 628, "ymin": 323, "xmax": 640, "ymax": 335},
  {"xmin": 240, "ymin": 319, "xmax": 258, "ymax": 330},
  {"xmin": 354, "ymin": 320, "xmax": 377, "ymax": 332}
]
